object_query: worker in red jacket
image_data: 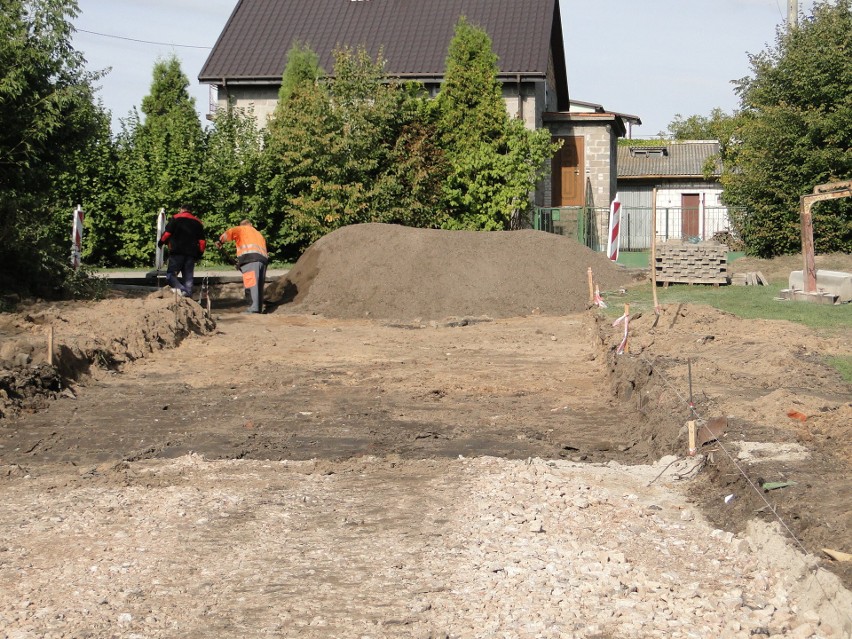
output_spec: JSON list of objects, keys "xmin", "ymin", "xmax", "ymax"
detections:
[
  {"xmin": 158, "ymin": 204, "xmax": 206, "ymax": 297},
  {"xmin": 216, "ymin": 219, "xmax": 268, "ymax": 314}
]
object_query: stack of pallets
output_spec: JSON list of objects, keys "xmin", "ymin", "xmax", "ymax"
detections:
[{"xmin": 655, "ymin": 240, "xmax": 729, "ymax": 286}]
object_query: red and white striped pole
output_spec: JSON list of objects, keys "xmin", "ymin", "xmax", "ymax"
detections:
[
  {"xmin": 70, "ymin": 205, "xmax": 84, "ymax": 270},
  {"xmin": 606, "ymin": 194, "xmax": 621, "ymax": 262}
]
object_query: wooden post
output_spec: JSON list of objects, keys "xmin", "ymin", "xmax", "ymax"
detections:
[
  {"xmin": 47, "ymin": 326, "xmax": 54, "ymax": 366},
  {"xmin": 800, "ymin": 198, "xmax": 817, "ymax": 294},
  {"xmin": 651, "ymin": 187, "xmax": 659, "ymax": 311},
  {"xmin": 799, "ymin": 182, "xmax": 852, "ymax": 294},
  {"xmin": 587, "ymin": 267, "xmax": 594, "ymax": 304}
]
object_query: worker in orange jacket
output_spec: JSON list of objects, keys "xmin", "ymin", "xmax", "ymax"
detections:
[{"xmin": 216, "ymin": 219, "xmax": 268, "ymax": 314}]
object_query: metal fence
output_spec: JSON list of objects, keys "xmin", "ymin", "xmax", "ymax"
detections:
[
  {"xmin": 532, "ymin": 206, "xmax": 603, "ymax": 249},
  {"xmin": 532, "ymin": 205, "xmax": 738, "ymax": 252}
]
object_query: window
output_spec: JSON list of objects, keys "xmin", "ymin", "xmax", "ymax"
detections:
[{"xmin": 629, "ymin": 147, "xmax": 668, "ymax": 157}]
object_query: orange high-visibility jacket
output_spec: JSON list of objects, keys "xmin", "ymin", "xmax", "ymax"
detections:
[{"xmin": 220, "ymin": 225, "xmax": 268, "ymax": 265}]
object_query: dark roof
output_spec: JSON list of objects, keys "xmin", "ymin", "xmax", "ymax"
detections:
[
  {"xmin": 617, "ymin": 142, "xmax": 722, "ymax": 178},
  {"xmin": 199, "ymin": 0, "xmax": 568, "ymax": 107}
]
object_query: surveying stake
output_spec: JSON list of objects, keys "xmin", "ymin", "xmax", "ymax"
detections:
[{"xmin": 200, "ymin": 275, "xmax": 212, "ymax": 318}]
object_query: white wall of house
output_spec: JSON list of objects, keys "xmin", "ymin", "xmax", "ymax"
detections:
[
  {"xmin": 655, "ymin": 186, "xmax": 729, "ymax": 241},
  {"xmin": 500, "ymin": 82, "xmax": 543, "ymax": 131},
  {"xmin": 212, "ymin": 78, "xmax": 551, "ymax": 133},
  {"xmin": 617, "ymin": 182, "xmax": 730, "ymax": 247},
  {"xmin": 213, "ymin": 86, "xmax": 280, "ymax": 127},
  {"xmin": 654, "ymin": 185, "xmax": 724, "ymax": 209}
]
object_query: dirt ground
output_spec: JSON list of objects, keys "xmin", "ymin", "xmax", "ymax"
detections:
[{"xmin": 0, "ymin": 226, "xmax": 850, "ymax": 637}]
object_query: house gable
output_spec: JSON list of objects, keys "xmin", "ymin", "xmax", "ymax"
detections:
[{"xmin": 199, "ymin": 0, "xmax": 568, "ymax": 110}]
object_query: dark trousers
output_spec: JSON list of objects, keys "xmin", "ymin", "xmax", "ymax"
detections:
[
  {"xmin": 166, "ymin": 254, "xmax": 196, "ymax": 296},
  {"xmin": 241, "ymin": 261, "xmax": 266, "ymax": 313}
]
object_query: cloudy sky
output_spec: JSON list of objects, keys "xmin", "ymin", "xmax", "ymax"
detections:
[{"xmin": 72, "ymin": 0, "xmax": 813, "ymax": 137}]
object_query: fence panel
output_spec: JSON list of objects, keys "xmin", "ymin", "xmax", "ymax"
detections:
[{"xmin": 532, "ymin": 205, "xmax": 739, "ymax": 252}]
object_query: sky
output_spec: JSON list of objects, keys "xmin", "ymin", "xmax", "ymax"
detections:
[{"xmin": 71, "ymin": 0, "xmax": 814, "ymax": 138}]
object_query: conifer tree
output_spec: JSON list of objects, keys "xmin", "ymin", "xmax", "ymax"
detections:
[
  {"xmin": 261, "ymin": 44, "xmax": 444, "ymax": 259},
  {"xmin": 115, "ymin": 56, "xmax": 205, "ymax": 265},
  {"xmin": 199, "ymin": 104, "xmax": 264, "ymax": 246},
  {"xmin": 432, "ymin": 17, "xmax": 556, "ymax": 230}
]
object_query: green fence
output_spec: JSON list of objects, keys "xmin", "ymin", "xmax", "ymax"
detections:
[{"xmin": 532, "ymin": 206, "xmax": 606, "ymax": 249}]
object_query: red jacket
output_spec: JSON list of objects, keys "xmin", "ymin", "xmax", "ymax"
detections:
[{"xmin": 160, "ymin": 211, "xmax": 206, "ymax": 258}]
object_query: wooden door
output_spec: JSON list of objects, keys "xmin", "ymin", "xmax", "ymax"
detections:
[
  {"xmin": 681, "ymin": 193, "xmax": 700, "ymax": 238},
  {"xmin": 551, "ymin": 136, "xmax": 584, "ymax": 207}
]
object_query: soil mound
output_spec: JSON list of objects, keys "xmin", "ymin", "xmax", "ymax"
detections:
[
  {"xmin": 266, "ymin": 223, "xmax": 636, "ymax": 320},
  {"xmin": 0, "ymin": 296, "xmax": 214, "ymax": 418}
]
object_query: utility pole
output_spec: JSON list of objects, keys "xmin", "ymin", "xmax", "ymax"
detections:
[{"xmin": 787, "ymin": 0, "xmax": 798, "ymax": 30}]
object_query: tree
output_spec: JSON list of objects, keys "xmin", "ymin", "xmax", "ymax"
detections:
[
  {"xmin": 277, "ymin": 42, "xmax": 322, "ymax": 104},
  {"xmin": 432, "ymin": 17, "xmax": 557, "ymax": 230},
  {"xmin": 114, "ymin": 55, "xmax": 206, "ymax": 265},
  {"xmin": 259, "ymin": 44, "xmax": 336, "ymax": 258},
  {"xmin": 433, "ymin": 17, "xmax": 506, "ymax": 150},
  {"xmin": 664, "ymin": 108, "xmax": 735, "ymax": 142},
  {"xmin": 53, "ymin": 104, "xmax": 123, "ymax": 266},
  {"xmin": 0, "ymin": 0, "xmax": 106, "ymax": 293},
  {"xmin": 260, "ymin": 44, "xmax": 445, "ymax": 259},
  {"xmin": 721, "ymin": 0, "xmax": 852, "ymax": 257},
  {"xmin": 198, "ymin": 103, "xmax": 264, "ymax": 251}
]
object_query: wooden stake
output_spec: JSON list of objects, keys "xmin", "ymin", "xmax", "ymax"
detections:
[
  {"xmin": 801, "ymin": 199, "xmax": 817, "ymax": 293},
  {"xmin": 587, "ymin": 267, "xmax": 594, "ymax": 304},
  {"xmin": 688, "ymin": 420, "xmax": 697, "ymax": 456},
  {"xmin": 651, "ymin": 187, "xmax": 659, "ymax": 311},
  {"xmin": 47, "ymin": 325, "xmax": 54, "ymax": 366}
]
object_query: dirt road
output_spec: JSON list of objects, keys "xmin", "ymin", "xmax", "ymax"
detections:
[
  {"xmin": 3, "ymin": 309, "xmax": 642, "ymax": 465},
  {"xmin": 1, "ymin": 298, "xmax": 851, "ymax": 638}
]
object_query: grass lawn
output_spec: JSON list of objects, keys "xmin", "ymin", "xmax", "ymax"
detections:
[
  {"xmin": 827, "ymin": 356, "xmax": 852, "ymax": 383},
  {"xmin": 601, "ymin": 280, "xmax": 850, "ymax": 332},
  {"xmin": 599, "ymin": 278, "xmax": 851, "ymax": 380}
]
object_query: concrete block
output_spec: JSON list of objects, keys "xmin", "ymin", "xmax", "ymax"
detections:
[{"xmin": 788, "ymin": 270, "xmax": 852, "ymax": 302}]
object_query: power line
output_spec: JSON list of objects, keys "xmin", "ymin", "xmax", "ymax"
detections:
[{"xmin": 76, "ymin": 28, "xmax": 212, "ymax": 50}]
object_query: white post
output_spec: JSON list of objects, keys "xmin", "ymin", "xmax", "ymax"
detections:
[
  {"xmin": 70, "ymin": 205, "xmax": 84, "ymax": 270},
  {"xmin": 155, "ymin": 208, "xmax": 166, "ymax": 271}
]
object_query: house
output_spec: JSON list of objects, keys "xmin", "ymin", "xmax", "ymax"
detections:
[
  {"xmin": 616, "ymin": 141, "xmax": 730, "ymax": 249},
  {"xmin": 199, "ymin": 0, "xmax": 628, "ymax": 210},
  {"xmin": 569, "ymin": 99, "xmax": 642, "ymax": 139}
]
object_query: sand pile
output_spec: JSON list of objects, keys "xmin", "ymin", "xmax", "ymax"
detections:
[{"xmin": 266, "ymin": 223, "xmax": 637, "ymax": 320}]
